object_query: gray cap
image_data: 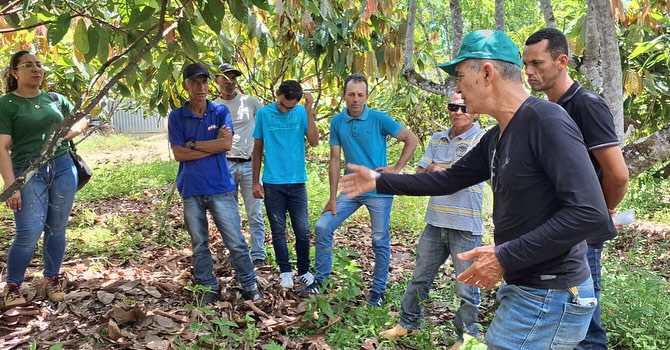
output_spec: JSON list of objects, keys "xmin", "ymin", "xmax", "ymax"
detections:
[{"xmin": 218, "ymin": 63, "xmax": 242, "ymax": 77}]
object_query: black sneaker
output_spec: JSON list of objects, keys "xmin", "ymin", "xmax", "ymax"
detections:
[
  {"xmin": 242, "ymin": 288, "xmax": 264, "ymax": 302},
  {"xmin": 198, "ymin": 290, "xmax": 219, "ymax": 305},
  {"xmin": 367, "ymin": 291, "xmax": 385, "ymax": 307},
  {"xmin": 252, "ymin": 259, "xmax": 265, "ymax": 268},
  {"xmin": 298, "ymin": 281, "xmax": 322, "ymax": 295}
]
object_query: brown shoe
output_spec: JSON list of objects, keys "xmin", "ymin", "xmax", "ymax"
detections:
[
  {"xmin": 379, "ymin": 324, "xmax": 418, "ymax": 340},
  {"xmin": 3, "ymin": 283, "xmax": 27, "ymax": 306},
  {"xmin": 45, "ymin": 276, "xmax": 65, "ymax": 302}
]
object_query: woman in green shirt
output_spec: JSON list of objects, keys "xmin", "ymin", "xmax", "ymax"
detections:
[{"xmin": 0, "ymin": 51, "xmax": 87, "ymax": 306}]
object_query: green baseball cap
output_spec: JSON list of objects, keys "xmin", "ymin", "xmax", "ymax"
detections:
[{"xmin": 438, "ymin": 30, "xmax": 523, "ymax": 76}]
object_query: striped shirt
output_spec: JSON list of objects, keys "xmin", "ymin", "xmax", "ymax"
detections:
[{"xmin": 418, "ymin": 125, "xmax": 486, "ymax": 234}]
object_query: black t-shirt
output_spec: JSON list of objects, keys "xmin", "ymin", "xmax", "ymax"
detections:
[
  {"xmin": 377, "ymin": 97, "xmax": 610, "ymax": 289},
  {"xmin": 557, "ymin": 82, "xmax": 619, "ymax": 245}
]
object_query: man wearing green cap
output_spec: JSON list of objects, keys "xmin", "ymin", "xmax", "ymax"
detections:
[{"xmin": 339, "ymin": 30, "xmax": 606, "ymax": 349}]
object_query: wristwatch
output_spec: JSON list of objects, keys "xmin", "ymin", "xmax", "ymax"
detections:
[{"xmin": 189, "ymin": 141, "xmax": 196, "ymax": 149}]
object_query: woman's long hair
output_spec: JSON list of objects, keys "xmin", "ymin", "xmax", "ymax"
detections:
[{"xmin": 3, "ymin": 50, "xmax": 31, "ymax": 93}]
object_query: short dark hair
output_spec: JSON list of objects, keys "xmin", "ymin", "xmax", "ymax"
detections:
[
  {"xmin": 4, "ymin": 50, "xmax": 31, "ymax": 92},
  {"xmin": 344, "ymin": 73, "xmax": 368, "ymax": 94},
  {"xmin": 277, "ymin": 80, "xmax": 303, "ymax": 101},
  {"xmin": 525, "ymin": 28, "xmax": 568, "ymax": 60}
]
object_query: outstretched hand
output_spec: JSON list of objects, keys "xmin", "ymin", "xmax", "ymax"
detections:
[
  {"xmin": 456, "ymin": 245, "xmax": 504, "ymax": 289},
  {"xmin": 340, "ymin": 164, "xmax": 378, "ymax": 198}
]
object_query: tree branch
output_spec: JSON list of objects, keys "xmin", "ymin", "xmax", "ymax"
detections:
[
  {"xmin": 0, "ymin": 0, "xmax": 171, "ymax": 203},
  {"xmin": 401, "ymin": 0, "xmax": 454, "ymax": 96}
]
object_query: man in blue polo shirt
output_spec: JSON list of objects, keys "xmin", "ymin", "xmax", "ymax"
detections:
[
  {"xmin": 300, "ymin": 73, "xmax": 418, "ymax": 307},
  {"xmin": 168, "ymin": 63, "xmax": 262, "ymax": 305}
]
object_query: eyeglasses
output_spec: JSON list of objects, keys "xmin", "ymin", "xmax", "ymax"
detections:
[
  {"xmin": 15, "ymin": 62, "xmax": 44, "ymax": 70},
  {"xmin": 448, "ymin": 103, "xmax": 467, "ymax": 113}
]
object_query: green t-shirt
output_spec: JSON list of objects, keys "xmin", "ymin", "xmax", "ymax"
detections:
[{"xmin": 0, "ymin": 91, "xmax": 75, "ymax": 168}]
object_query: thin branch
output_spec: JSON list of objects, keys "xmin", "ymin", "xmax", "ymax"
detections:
[{"xmin": 0, "ymin": 0, "xmax": 171, "ymax": 202}]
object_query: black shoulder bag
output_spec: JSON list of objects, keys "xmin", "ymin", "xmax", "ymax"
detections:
[{"xmin": 49, "ymin": 92, "xmax": 92, "ymax": 191}]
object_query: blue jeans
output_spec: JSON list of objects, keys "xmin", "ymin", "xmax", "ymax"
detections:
[
  {"xmin": 7, "ymin": 153, "xmax": 77, "ymax": 285},
  {"xmin": 486, "ymin": 276, "xmax": 597, "ymax": 349},
  {"xmin": 314, "ymin": 194, "xmax": 393, "ymax": 294},
  {"xmin": 576, "ymin": 245, "xmax": 607, "ymax": 350},
  {"xmin": 227, "ymin": 160, "xmax": 266, "ymax": 261},
  {"xmin": 263, "ymin": 183, "xmax": 310, "ymax": 275},
  {"xmin": 182, "ymin": 192, "xmax": 257, "ymax": 291},
  {"xmin": 399, "ymin": 225, "xmax": 481, "ymax": 341}
]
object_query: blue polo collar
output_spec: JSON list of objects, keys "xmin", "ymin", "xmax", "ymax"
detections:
[
  {"xmin": 344, "ymin": 105, "xmax": 369, "ymax": 122},
  {"xmin": 181, "ymin": 100, "xmax": 216, "ymax": 118}
]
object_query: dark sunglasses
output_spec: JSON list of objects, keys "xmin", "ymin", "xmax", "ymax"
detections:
[
  {"xmin": 279, "ymin": 100, "xmax": 296, "ymax": 111},
  {"xmin": 447, "ymin": 103, "xmax": 467, "ymax": 113}
]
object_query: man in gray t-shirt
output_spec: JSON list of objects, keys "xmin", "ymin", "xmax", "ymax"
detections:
[{"xmin": 214, "ymin": 63, "xmax": 266, "ymax": 266}]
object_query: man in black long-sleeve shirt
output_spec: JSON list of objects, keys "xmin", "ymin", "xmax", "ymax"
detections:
[{"xmin": 341, "ymin": 30, "xmax": 609, "ymax": 350}]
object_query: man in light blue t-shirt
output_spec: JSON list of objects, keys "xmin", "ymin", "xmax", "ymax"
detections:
[
  {"xmin": 252, "ymin": 80, "xmax": 319, "ymax": 290},
  {"xmin": 300, "ymin": 73, "xmax": 418, "ymax": 307},
  {"xmin": 380, "ymin": 93, "xmax": 486, "ymax": 349}
]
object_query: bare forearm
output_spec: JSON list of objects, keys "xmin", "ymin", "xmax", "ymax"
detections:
[
  {"xmin": 193, "ymin": 139, "xmax": 230, "ymax": 154},
  {"xmin": 306, "ymin": 109, "xmax": 319, "ymax": 147},
  {"xmin": 0, "ymin": 150, "xmax": 15, "ymax": 188},
  {"xmin": 252, "ymin": 142, "xmax": 263, "ymax": 184},
  {"xmin": 172, "ymin": 146, "xmax": 213, "ymax": 161},
  {"xmin": 393, "ymin": 137, "xmax": 418, "ymax": 172},
  {"xmin": 64, "ymin": 117, "xmax": 89, "ymax": 140},
  {"xmin": 602, "ymin": 178, "xmax": 628, "ymax": 210},
  {"xmin": 328, "ymin": 159, "xmax": 341, "ymax": 200}
]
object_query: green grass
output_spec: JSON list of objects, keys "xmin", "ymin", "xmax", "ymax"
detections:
[
  {"xmin": 75, "ymin": 161, "xmax": 177, "ymax": 201},
  {"xmin": 74, "ymin": 133, "xmax": 146, "ymax": 153}
]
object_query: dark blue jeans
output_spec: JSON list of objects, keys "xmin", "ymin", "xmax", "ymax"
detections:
[
  {"xmin": 263, "ymin": 183, "xmax": 310, "ymax": 275},
  {"xmin": 7, "ymin": 153, "xmax": 77, "ymax": 285},
  {"xmin": 576, "ymin": 245, "xmax": 608, "ymax": 350}
]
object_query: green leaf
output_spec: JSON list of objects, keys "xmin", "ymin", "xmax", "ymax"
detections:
[
  {"xmin": 227, "ymin": 0, "xmax": 249, "ymax": 23},
  {"xmin": 85, "ymin": 26, "xmax": 99, "ymax": 62},
  {"xmin": 178, "ymin": 20, "xmax": 199, "ymax": 54},
  {"xmin": 74, "ymin": 20, "xmax": 89, "ymax": 55},
  {"xmin": 97, "ymin": 27, "xmax": 110, "ymax": 63},
  {"xmin": 48, "ymin": 14, "xmax": 71, "ymax": 46},
  {"xmin": 6, "ymin": 13, "xmax": 20, "ymax": 27},
  {"xmin": 131, "ymin": 5, "xmax": 156, "ymax": 24},
  {"xmin": 249, "ymin": 0, "xmax": 272, "ymax": 11},
  {"xmin": 116, "ymin": 82, "xmax": 131, "ymax": 97},
  {"xmin": 200, "ymin": 0, "xmax": 226, "ymax": 34}
]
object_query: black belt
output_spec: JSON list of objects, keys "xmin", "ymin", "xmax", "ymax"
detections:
[{"xmin": 227, "ymin": 157, "xmax": 251, "ymax": 162}]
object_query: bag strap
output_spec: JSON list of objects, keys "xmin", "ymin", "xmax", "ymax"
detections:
[{"xmin": 49, "ymin": 92, "xmax": 78, "ymax": 152}]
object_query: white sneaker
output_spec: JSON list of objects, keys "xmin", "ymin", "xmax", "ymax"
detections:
[
  {"xmin": 280, "ymin": 272, "xmax": 294, "ymax": 289},
  {"xmin": 297, "ymin": 272, "xmax": 314, "ymax": 286}
]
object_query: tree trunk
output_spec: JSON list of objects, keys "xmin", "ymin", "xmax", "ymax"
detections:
[
  {"xmin": 449, "ymin": 0, "xmax": 464, "ymax": 57},
  {"xmin": 623, "ymin": 123, "xmax": 670, "ymax": 178},
  {"xmin": 538, "ymin": 0, "xmax": 556, "ymax": 28},
  {"xmin": 495, "ymin": 0, "xmax": 505, "ymax": 31},
  {"xmin": 592, "ymin": 0, "xmax": 625, "ymax": 140},
  {"xmin": 402, "ymin": 0, "xmax": 453, "ymax": 96},
  {"xmin": 582, "ymin": 2, "xmax": 603, "ymax": 92}
]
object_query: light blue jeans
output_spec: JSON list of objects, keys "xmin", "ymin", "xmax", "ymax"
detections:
[
  {"xmin": 314, "ymin": 194, "xmax": 393, "ymax": 294},
  {"xmin": 399, "ymin": 225, "xmax": 481, "ymax": 341},
  {"xmin": 227, "ymin": 160, "xmax": 266, "ymax": 261},
  {"xmin": 7, "ymin": 153, "xmax": 77, "ymax": 285},
  {"xmin": 486, "ymin": 276, "xmax": 597, "ymax": 349},
  {"xmin": 182, "ymin": 192, "xmax": 257, "ymax": 292}
]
